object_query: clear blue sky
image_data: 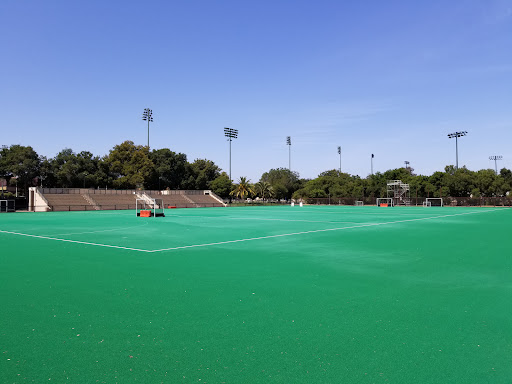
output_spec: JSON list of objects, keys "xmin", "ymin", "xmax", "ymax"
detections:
[{"xmin": 2, "ymin": 0, "xmax": 512, "ymax": 182}]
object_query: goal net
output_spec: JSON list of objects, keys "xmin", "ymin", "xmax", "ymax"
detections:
[
  {"xmin": 376, "ymin": 198, "xmax": 394, "ymax": 207},
  {"xmin": 424, "ymin": 198, "xmax": 443, "ymax": 207},
  {"xmin": 0, "ymin": 200, "xmax": 15, "ymax": 213},
  {"xmin": 355, "ymin": 201, "xmax": 364, "ymax": 206},
  {"xmin": 136, "ymin": 198, "xmax": 165, "ymax": 217}
]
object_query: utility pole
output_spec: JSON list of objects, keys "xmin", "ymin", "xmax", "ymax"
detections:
[
  {"xmin": 286, "ymin": 136, "xmax": 291, "ymax": 171},
  {"xmin": 224, "ymin": 127, "xmax": 238, "ymax": 181},
  {"xmin": 447, "ymin": 131, "xmax": 468, "ymax": 170},
  {"xmin": 489, "ymin": 155, "xmax": 503, "ymax": 175},
  {"xmin": 338, "ymin": 146, "xmax": 341, "ymax": 173},
  {"xmin": 142, "ymin": 108, "xmax": 153, "ymax": 148}
]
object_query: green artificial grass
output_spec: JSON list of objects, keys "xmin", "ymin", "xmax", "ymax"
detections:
[{"xmin": 1, "ymin": 206, "xmax": 511, "ymax": 383}]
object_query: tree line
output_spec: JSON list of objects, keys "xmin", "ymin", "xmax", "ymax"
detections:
[{"xmin": 1, "ymin": 141, "xmax": 511, "ymax": 200}]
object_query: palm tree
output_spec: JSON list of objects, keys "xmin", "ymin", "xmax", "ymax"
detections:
[
  {"xmin": 230, "ymin": 177, "xmax": 255, "ymax": 200},
  {"xmin": 254, "ymin": 181, "xmax": 274, "ymax": 201}
]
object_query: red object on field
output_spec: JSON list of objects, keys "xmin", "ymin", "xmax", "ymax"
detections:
[
  {"xmin": 167, "ymin": 206, "xmax": 177, "ymax": 209},
  {"xmin": 140, "ymin": 210, "xmax": 151, "ymax": 217},
  {"xmin": 380, "ymin": 203, "xmax": 388, "ymax": 207}
]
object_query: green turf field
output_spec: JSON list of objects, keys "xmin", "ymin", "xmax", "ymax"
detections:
[{"xmin": 1, "ymin": 206, "xmax": 511, "ymax": 383}]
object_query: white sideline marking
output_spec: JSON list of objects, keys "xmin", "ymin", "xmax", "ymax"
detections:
[
  {"xmin": 0, "ymin": 209, "xmax": 500, "ymax": 253},
  {"xmin": 295, "ymin": 208, "xmax": 461, "ymax": 216},
  {"xmin": 52, "ymin": 222, "xmax": 148, "ymax": 236},
  {"xmin": 228, "ymin": 217, "xmax": 362, "ymax": 224},
  {"xmin": 170, "ymin": 215, "xmax": 363, "ymax": 225},
  {"xmin": 0, "ymin": 229, "xmax": 151, "ymax": 253},
  {"xmin": 150, "ymin": 209, "xmax": 499, "ymax": 252}
]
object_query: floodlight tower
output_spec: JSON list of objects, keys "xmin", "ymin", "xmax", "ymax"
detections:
[
  {"xmin": 371, "ymin": 154, "xmax": 374, "ymax": 175},
  {"xmin": 404, "ymin": 161, "xmax": 410, "ymax": 170},
  {"xmin": 447, "ymin": 131, "xmax": 467, "ymax": 170},
  {"xmin": 489, "ymin": 155, "xmax": 503, "ymax": 175},
  {"xmin": 337, "ymin": 146, "xmax": 341, "ymax": 173},
  {"xmin": 224, "ymin": 127, "xmax": 238, "ymax": 181},
  {"xmin": 286, "ymin": 136, "xmax": 291, "ymax": 171},
  {"xmin": 142, "ymin": 108, "xmax": 153, "ymax": 148}
]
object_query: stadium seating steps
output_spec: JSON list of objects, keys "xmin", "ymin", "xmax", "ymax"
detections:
[{"xmin": 41, "ymin": 190, "xmax": 223, "ymax": 211}]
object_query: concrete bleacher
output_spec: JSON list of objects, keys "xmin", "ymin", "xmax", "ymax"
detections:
[
  {"xmin": 87, "ymin": 194, "xmax": 137, "ymax": 210},
  {"xmin": 147, "ymin": 194, "xmax": 194, "ymax": 208},
  {"xmin": 186, "ymin": 194, "xmax": 224, "ymax": 207},
  {"xmin": 148, "ymin": 192, "xmax": 224, "ymax": 208},
  {"xmin": 44, "ymin": 194, "xmax": 94, "ymax": 211},
  {"xmin": 38, "ymin": 189, "xmax": 225, "ymax": 212}
]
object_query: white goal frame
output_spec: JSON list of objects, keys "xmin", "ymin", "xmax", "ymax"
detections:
[
  {"xmin": 424, "ymin": 198, "xmax": 443, "ymax": 207},
  {"xmin": 355, "ymin": 201, "xmax": 364, "ymax": 206},
  {"xmin": 0, "ymin": 200, "xmax": 15, "ymax": 212},
  {"xmin": 136, "ymin": 198, "xmax": 165, "ymax": 217},
  {"xmin": 376, "ymin": 198, "xmax": 394, "ymax": 207}
]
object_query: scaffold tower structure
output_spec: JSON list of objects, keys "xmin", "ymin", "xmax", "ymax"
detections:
[{"xmin": 387, "ymin": 180, "xmax": 411, "ymax": 206}]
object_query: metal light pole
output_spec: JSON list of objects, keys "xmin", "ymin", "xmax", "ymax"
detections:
[
  {"xmin": 286, "ymin": 136, "xmax": 291, "ymax": 171},
  {"xmin": 142, "ymin": 108, "xmax": 153, "ymax": 148},
  {"xmin": 371, "ymin": 154, "xmax": 374, "ymax": 175},
  {"xmin": 489, "ymin": 155, "xmax": 503, "ymax": 175},
  {"xmin": 337, "ymin": 146, "xmax": 341, "ymax": 173},
  {"xmin": 404, "ymin": 161, "xmax": 410, "ymax": 170},
  {"xmin": 447, "ymin": 131, "xmax": 467, "ymax": 170},
  {"xmin": 224, "ymin": 127, "xmax": 238, "ymax": 181}
]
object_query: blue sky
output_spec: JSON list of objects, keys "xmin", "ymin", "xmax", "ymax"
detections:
[{"xmin": 1, "ymin": 0, "xmax": 512, "ymax": 182}]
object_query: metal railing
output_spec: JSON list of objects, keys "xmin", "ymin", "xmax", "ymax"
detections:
[
  {"xmin": 34, "ymin": 203, "xmax": 224, "ymax": 212},
  {"xmin": 305, "ymin": 197, "xmax": 512, "ymax": 207},
  {"xmin": 39, "ymin": 188, "xmax": 215, "ymax": 196}
]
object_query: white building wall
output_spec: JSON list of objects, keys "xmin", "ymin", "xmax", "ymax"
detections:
[{"xmin": 29, "ymin": 187, "xmax": 50, "ymax": 212}]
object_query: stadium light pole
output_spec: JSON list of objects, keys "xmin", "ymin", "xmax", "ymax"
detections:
[
  {"xmin": 447, "ymin": 131, "xmax": 467, "ymax": 170},
  {"xmin": 286, "ymin": 136, "xmax": 291, "ymax": 171},
  {"xmin": 371, "ymin": 154, "xmax": 374, "ymax": 175},
  {"xmin": 489, "ymin": 155, "xmax": 503, "ymax": 175},
  {"xmin": 142, "ymin": 108, "xmax": 153, "ymax": 149},
  {"xmin": 404, "ymin": 161, "xmax": 410, "ymax": 170},
  {"xmin": 224, "ymin": 127, "xmax": 238, "ymax": 181},
  {"xmin": 338, "ymin": 146, "xmax": 341, "ymax": 173}
]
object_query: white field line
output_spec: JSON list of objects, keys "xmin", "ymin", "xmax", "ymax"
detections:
[
  {"xmin": 0, "ymin": 208, "xmax": 500, "ymax": 253},
  {"xmin": 287, "ymin": 208, "xmax": 471, "ymax": 216},
  {"xmin": 182, "ymin": 206, "xmax": 462, "ymax": 217},
  {"xmin": 150, "ymin": 209, "xmax": 500, "ymax": 253},
  {"xmin": 0, "ymin": 229, "xmax": 151, "ymax": 253},
  {"xmin": 169, "ymin": 215, "xmax": 363, "ymax": 224},
  {"xmin": 228, "ymin": 217, "xmax": 363, "ymax": 224},
  {"xmin": 51, "ymin": 222, "xmax": 148, "ymax": 236}
]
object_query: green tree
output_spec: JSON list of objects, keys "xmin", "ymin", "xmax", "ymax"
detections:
[
  {"xmin": 474, "ymin": 169, "xmax": 497, "ymax": 197},
  {"xmin": 49, "ymin": 149, "xmax": 103, "ymax": 188},
  {"xmin": 260, "ymin": 168, "xmax": 300, "ymax": 199},
  {"xmin": 230, "ymin": 177, "xmax": 254, "ymax": 199},
  {"xmin": 443, "ymin": 166, "xmax": 475, "ymax": 197},
  {"xmin": 500, "ymin": 168, "xmax": 512, "ymax": 186},
  {"xmin": 294, "ymin": 170, "xmax": 361, "ymax": 199},
  {"xmin": 149, "ymin": 148, "xmax": 188, "ymax": 190},
  {"xmin": 107, "ymin": 141, "xmax": 154, "ymax": 189},
  {"xmin": 209, "ymin": 173, "xmax": 233, "ymax": 198},
  {"xmin": 424, "ymin": 182, "xmax": 436, "ymax": 198},
  {"xmin": 0, "ymin": 145, "xmax": 40, "ymax": 195},
  {"xmin": 254, "ymin": 181, "xmax": 274, "ymax": 201},
  {"xmin": 183, "ymin": 159, "xmax": 221, "ymax": 190},
  {"xmin": 291, "ymin": 188, "xmax": 309, "ymax": 200}
]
